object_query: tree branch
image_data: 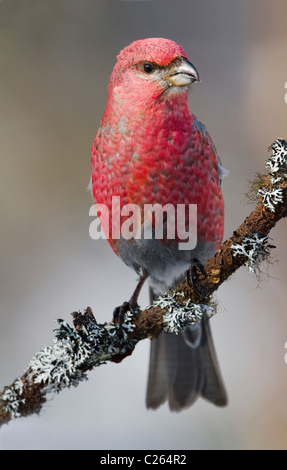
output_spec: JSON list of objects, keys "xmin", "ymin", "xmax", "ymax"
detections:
[{"xmin": 1, "ymin": 139, "xmax": 287, "ymax": 428}]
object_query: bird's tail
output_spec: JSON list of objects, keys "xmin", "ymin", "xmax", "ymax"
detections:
[{"xmin": 146, "ymin": 288, "xmax": 228, "ymax": 411}]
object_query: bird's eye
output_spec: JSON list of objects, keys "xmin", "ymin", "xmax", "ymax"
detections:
[{"xmin": 143, "ymin": 63, "xmax": 155, "ymax": 74}]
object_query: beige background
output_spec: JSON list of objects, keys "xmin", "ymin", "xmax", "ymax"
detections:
[{"xmin": 0, "ymin": 0, "xmax": 287, "ymax": 450}]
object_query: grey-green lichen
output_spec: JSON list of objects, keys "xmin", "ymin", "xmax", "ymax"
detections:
[
  {"xmin": 151, "ymin": 291, "xmax": 213, "ymax": 334},
  {"xmin": 28, "ymin": 321, "xmax": 91, "ymax": 392},
  {"xmin": 257, "ymin": 139, "xmax": 287, "ymax": 212},
  {"xmin": 231, "ymin": 232, "xmax": 273, "ymax": 274},
  {"xmin": 28, "ymin": 312, "xmax": 136, "ymax": 395},
  {"xmin": 257, "ymin": 186, "xmax": 283, "ymax": 212},
  {"xmin": 266, "ymin": 139, "xmax": 287, "ymax": 175},
  {"xmin": 0, "ymin": 311, "xmax": 138, "ymax": 421},
  {"xmin": 1, "ymin": 379, "xmax": 25, "ymax": 419}
]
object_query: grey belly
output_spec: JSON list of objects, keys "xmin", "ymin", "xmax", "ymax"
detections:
[{"xmin": 118, "ymin": 235, "xmax": 217, "ymax": 295}]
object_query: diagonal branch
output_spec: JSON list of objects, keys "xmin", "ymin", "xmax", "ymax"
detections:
[{"xmin": 1, "ymin": 139, "xmax": 287, "ymax": 428}]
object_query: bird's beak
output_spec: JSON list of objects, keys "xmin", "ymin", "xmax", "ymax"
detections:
[{"xmin": 167, "ymin": 57, "xmax": 200, "ymax": 87}]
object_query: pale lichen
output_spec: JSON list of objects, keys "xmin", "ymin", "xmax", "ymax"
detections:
[
  {"xmin": 0, "ymin": 310, "xmax": 138, "ymax": 420},
  {"xmin": 151, "ymin": 291, "xmax": 213, "ymax": 334},
  {"xmin": 257, "ymin": 186, "xmax": 283, "ymax": 212},
  {"xmin": 1, "ymin": 379, "xmax": 25, "ymax": 420},
  {"xmin": 266, "ymin": 139, "xmax": 287, "ymax": 174},
  {"xmin": 231, "ymin": 232, "xmax": 273, "ymax": 274},
  {"xmin": 26, "ymin": 310, "xmax": 137, "ymax": 395},
  {"xmin": 29, "ymin": 320, "xmax": 92, "ymax": 392},
  {"xmin": 257, "ymin": 139, "xmax": 287, "ymax": 212}
]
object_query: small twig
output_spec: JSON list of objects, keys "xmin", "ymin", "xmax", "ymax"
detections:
[{"xmin": 1, "ymin": 139, "xmax": 287, "ymax": 428}]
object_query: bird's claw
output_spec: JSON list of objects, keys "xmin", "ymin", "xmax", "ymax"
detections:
[
  {"xmin": 186, "ymin": 260, "xmax": 206, "ymax": 300},
  {"xmin": 113, "ymin": 300, "xmax": 139, "ymax": 331}
]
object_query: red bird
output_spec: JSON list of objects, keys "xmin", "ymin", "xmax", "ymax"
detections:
[{"xmin": 91, "ymin": 38, "xmax": 228, "ymax": 410}]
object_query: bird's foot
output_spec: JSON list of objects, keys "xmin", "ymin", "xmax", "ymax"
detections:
[
  {"xmin": 113, "ymin": 270, "xmax": 148, "ymax": 332},
  {"xmin": 113, "ymin": 299, "xmax": 139, "ymax": 331},
  {"xmin": 186, "ymin": 259, "xmax": 206, "ymax": 300}
]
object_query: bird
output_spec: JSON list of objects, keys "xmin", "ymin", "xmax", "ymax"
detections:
[{"xmin": 91, "ymin": 37, "xmax": 228, "ymax": 411}]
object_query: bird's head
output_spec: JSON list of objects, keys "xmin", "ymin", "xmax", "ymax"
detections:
[{"xmin": 108, "ymin": 38, "xmax": 199, "ymax": 107}]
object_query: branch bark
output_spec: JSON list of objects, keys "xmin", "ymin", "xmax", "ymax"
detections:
[{"xmin": 1, "ymin": 139, "xmax": 287, "ymax": 428}]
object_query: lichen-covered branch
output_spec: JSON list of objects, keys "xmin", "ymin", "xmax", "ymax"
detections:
[{"xmin": 1, "ymin": 139, "xmax": 287, "ymax": 428}]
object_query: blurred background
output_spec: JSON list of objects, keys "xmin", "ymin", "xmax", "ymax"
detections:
[{"xmin": 0, "ymin": 0, "xmax": 287, "ymax": 450}]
